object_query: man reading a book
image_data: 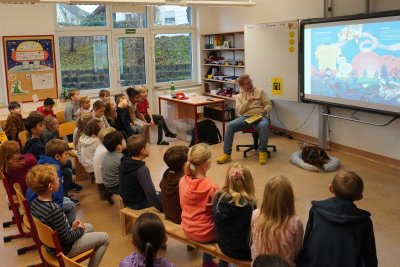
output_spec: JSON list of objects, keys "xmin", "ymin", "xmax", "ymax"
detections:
[{"xmin": 217, "ymin": 74, "xmax": 272, "ymax": 165}]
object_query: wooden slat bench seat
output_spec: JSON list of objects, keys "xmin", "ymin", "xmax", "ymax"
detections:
[{"xmin": 118, "ymin": 197, "xmax": 251, "ymax": 267}]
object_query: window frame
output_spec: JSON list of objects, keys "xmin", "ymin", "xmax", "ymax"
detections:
[{"xmin": 54, "ymin": 4, "xmax": 198, "ymax": 98}]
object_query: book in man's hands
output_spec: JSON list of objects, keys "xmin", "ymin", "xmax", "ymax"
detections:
[{"xmin": 245, "ymin": 114, "xmax": 262, "ymax": 124}]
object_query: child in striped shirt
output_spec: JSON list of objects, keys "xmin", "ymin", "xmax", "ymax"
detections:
[{"xmin": 27, "ymin": 164, "xmax": 110, "ymax": 267}]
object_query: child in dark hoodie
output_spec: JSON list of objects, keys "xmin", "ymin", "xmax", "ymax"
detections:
[
  {"xmin": 26, "ymin": 139, "xmax": 77, "ymax": 223},
  {"xmin": 119, "ymin": 134, "xmax": 162, "ymax": 211},
  {"xmin": 296, "ymin": 170, "xmax": 377, "ymax": 267},
  {"xmin": 159, "ymin": 145, "xmax": 188, "ymax": 224},
  {"xmin": 22, "ymin": 112, "xmax": 46, "ymax": 160},
  {"xmin": 212, "ymin": 162, "xmax": 256, "ymax": 263}
]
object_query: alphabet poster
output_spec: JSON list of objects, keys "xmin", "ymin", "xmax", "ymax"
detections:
[{"xmin": 2, "ymin": 35, "xmax": 58, "ymax": 102}]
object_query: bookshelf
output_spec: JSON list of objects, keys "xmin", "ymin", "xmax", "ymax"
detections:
[{"xmin": 201, "ymin": 31, "xmax": 244, "ymax": 101}]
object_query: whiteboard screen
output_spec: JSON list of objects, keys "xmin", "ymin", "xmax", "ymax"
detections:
[
  {"xmin": 245, "ymin": 21, "xmax": 299, "ymax": 102},
  {"xmin": 300, "ymin": 10, "xmax": 400, "ymax": 116}
]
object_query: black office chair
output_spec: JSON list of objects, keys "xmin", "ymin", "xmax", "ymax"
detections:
[{"xmin": 236, "ymin": 128, "xmax": 277, "ymax": 158}]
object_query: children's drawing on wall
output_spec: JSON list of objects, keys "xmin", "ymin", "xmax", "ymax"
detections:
[{"xmin": 2, "ymin": 35, "xmax": 58, "ymax": 102}]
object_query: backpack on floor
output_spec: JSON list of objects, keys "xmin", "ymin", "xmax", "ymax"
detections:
[{"xmin": 189, "ymin": 119, "xmax": 222, "ymax": 147}]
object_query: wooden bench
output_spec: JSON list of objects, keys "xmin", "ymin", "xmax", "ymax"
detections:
[{"xmin": 118, "ymin": 197, "xmax": 251, "ymax": 267}]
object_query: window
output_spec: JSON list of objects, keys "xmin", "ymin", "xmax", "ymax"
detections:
[
  {"xmin": 153, "ymin": 6, "xmax": 191, "ymax": 26},
  {"xmin": 58, "ymin": 36, "xmax": 110, "ymax": 91},
  {"xmin": 154, "ymin": 33, "xmax": 192, "ymax": 83},
  {"xmin": 56, "ymin": 4, "xmax": 107, "ymax": 27},
  {"xmin": 117, "ymin": 37, "xmax": 146, "ymax": 86},
  {"xmin": 113, "ymin": 11, "xmax": 147, "ymax": 28}
]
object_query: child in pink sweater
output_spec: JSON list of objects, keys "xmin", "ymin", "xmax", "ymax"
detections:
[
  {"xmin": 251, "ymin": 175, "xmax": 303, "ymax": 267},
  {"xmin": 179, "ymin": 143, "xmax": 219, "ymax": 267}
]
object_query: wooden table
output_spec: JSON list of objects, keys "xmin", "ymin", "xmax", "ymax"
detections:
[{"xmin": 158, "ymin": 95, "xmax": 225, "ymax": 144}]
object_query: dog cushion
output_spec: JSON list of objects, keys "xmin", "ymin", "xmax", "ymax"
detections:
[{"xmin": 290, "ymin": 150, "xmax": 340, "ymax": 172}]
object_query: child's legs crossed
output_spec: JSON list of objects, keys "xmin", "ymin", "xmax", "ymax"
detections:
[{"xmin": 67, "ymin": 223, "xmax": 110, "ymax": 267}]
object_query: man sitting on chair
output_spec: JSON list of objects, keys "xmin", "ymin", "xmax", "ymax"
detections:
[{"xmin": 217, "ymin": 74, "xmax": 272, "ymax": 165}]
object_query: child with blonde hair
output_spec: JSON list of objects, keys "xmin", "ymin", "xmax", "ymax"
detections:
[
  {"xmin": 251, "ymin": 176, "xmax": 303, "ymax": 267},
  {"xmin": 212, "ymin": 162, "xmax": 256, "ymax": 262},
  {"xmin": 179, "ymin": 143, "xmax": 220, "ymax": 267},
  {"xmin": 136, "ymin": 86, "xmax": 176, "ymax": 145},
  {"xmin": 41, "ymin": 116, "xmax": 59, "ymax": 146},
  {"xmin": 75, "ymin": 96, "xmax": 91, "ymax": 118},
  {"xmin": 65, "ymin": 89, "xmax": 80, "ymax": 122},
  {"xmin": 27, "ymin": 164, "xmax": 110, "ymax": 267}
]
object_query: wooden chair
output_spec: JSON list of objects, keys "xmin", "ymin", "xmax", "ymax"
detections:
[
  {"xmin": 60, "ymin": 252, "xmax": 86, "ymax": 267},
  {"xmin": 0, "ymin": 171, "xmax": 36, "ymax": 255},
  {"xmin": 18, "ymin": 130, "xmax": 29, "ymax": 147},
  {"xmin": 55, "ymin": 111, "xmax": 66, "ymax": 124},
  {"xmin": 33, "ymin": 217, "xmax": 94, "ymax": 267},
  {"xmin": 58, "ymin": 121, "xmax": 76, "ymax": 149},
  {"xmin": 13, "ymin": 183, "xmax": 45, "ymax": 266}
]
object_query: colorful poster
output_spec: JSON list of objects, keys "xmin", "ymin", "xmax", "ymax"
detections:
[{"xmin": 3, "ymin": 35, "xmax": 58, "ymax": 102}]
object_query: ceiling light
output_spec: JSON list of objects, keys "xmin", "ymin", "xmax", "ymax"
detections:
[
  {"xmin": 182, "ymin": 0, "xmax": 255, "ymax": 7},
  {"xmin": 68, "ymin": 0, "xmax": 167, "ymax": 5}
]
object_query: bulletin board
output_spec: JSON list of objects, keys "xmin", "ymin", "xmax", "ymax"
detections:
[
  {"xmin": 2, "ymin": 35, "xmax": 58, "ymax": 103},
  {"xmin": 245, "ymin": 21, "xmax": 299, "ymax": 102}
]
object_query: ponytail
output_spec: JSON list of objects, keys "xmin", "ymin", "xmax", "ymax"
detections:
[
  {"xmin": 184, "ymin": 143, "xmax": 212, "ymax": 178},
  {"xmin": 144, "ymin": 242, "xmax": 154, "ymax": 267}
]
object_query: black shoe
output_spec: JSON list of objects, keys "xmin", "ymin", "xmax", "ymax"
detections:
[
  {"xmin": 106, "ymin": 196, "xmax": 114, "ymax": 205},
  {"xmin": 165, "ymin": 132, "xmax": 177, "ymax": 138},
  {"xmin": 70, "ymin": 183, "xmax": 83, "ymax": 193},
  {"xmin": 157, "ymin": 140, "xmax": 169, "ymax": 145}
]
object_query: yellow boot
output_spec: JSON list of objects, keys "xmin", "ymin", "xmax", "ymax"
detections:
[
  {"xmin": 217, "ymin": 153, "xmax": 231, "ymax": 164},
  {"xmin": 259, "ymin": 151, "xmax": 267, "ymax": 165}
]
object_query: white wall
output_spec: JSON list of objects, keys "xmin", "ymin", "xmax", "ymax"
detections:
[
  {"xmin": 197, "ymin": 0, "xmax": 400, "ymax": 160},
  {"xmin": 0, "ymin": 4, "xmax": 55, "ymax": 105}
]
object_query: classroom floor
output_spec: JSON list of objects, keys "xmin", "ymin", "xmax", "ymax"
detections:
[{"xmin": 1, "ymin": 127, "xmax": 399, "ymax": 267}]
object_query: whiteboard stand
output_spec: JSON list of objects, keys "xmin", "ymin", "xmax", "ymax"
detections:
[{"xmin": 318, "ymin": 105, "xmax": 328, "ymax": 150}]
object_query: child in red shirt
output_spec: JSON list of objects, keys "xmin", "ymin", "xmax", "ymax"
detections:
[
  {"xmin": 136, "ymin": 86, "xmax": 176, "ymax": 145},
  {"xmin": 37, "ymin": 98, "xmax": 56, "ymax": 117}
]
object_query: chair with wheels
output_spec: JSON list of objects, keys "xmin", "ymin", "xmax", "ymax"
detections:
[{"xmin": 236, "ymin": 128, "xmax": 277, "ymax": 158}]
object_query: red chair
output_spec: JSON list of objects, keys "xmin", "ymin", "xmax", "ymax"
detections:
[
  {"xmin": 236, "ymin": 128, "xmax": 277, "ymax": 158},
  {"xmin": 14, "ymin": 183, "xmax": 45, "ymax": 266},
  {"xmin": 0, "ymin": 171, "xmax": 37, "ymax": 255}
]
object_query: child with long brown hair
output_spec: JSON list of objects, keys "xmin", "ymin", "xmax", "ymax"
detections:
[
  {"xmin": 79, "ymin": 118, "xmax": 102, "ymax": 174},
  {"xmin": 0, "ymin": 140, "xmax": 37, "ymax": 195},
  {"xmin": 212, "ymin": 162, "xmax": 256, "ymax": 262},
  {"xmin": 251, "ymin": 175, "xmax": 303, "ymax": 267},
  {"xmin": 179, "ymin": 143, "xmax": 220, "ymax": 267}
]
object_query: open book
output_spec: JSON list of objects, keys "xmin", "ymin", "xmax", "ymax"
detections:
[{"xmin": 245, "ymin": 114, "xmax": 262, "ymax": 124}]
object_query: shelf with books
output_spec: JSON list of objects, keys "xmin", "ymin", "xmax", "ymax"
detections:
[{"xmin": 202, "ymin": 31, "xmax": 244, "ymax": 100}]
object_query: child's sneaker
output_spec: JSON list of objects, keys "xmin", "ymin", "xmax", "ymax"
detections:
[
  {"xmin": 165, "ymin": 132, "xmax": 177, "ymax": 138},
  {"xmin": 217, "ymin": 153, "xmax": 231, "ymax": 164},
  {"xmin": 259, "ymin": 151, "xmax": 267, "ymax": 165}
]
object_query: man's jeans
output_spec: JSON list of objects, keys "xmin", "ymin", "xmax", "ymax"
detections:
[{"xmin": 223, "ymin": 115, "xmax": 270, "ymax": 155}]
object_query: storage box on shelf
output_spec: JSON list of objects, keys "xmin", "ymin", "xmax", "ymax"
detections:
[{"xmin": 202, "ymin": 31, "xmax": 244, "ymax": 102}]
